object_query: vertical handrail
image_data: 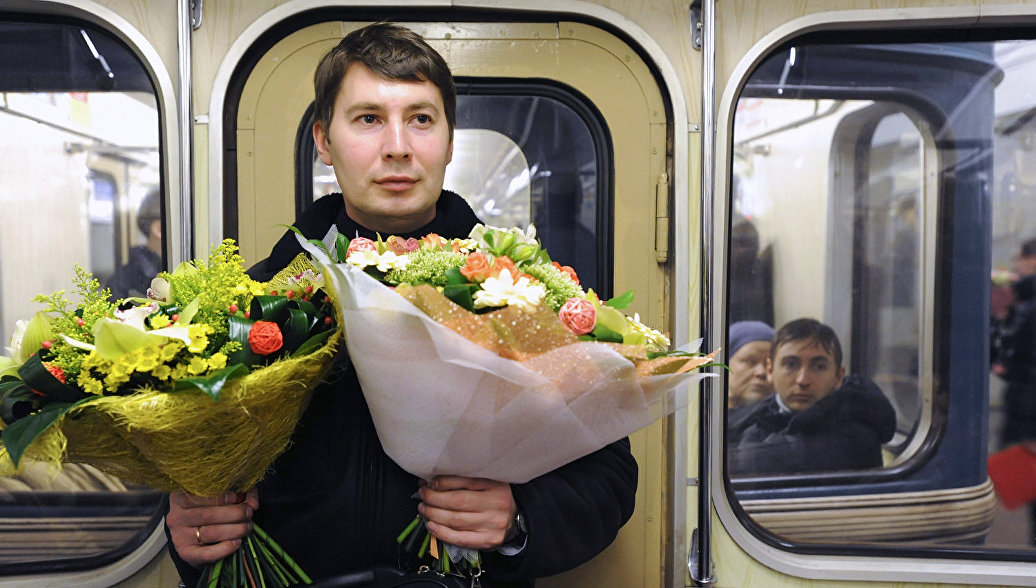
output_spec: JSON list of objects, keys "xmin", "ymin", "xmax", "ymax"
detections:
[
  {"xmin": 176, "ymin": 0, "xmax": 195, "ymax": 260},
  {"xmin": 689, "ymin": 0, "xmax": 717, "ymax": 585}
]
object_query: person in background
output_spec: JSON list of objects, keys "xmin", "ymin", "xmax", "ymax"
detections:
[
  {"xmin": 727, "ymin": 318, "xmax": 896, "ymax": 476},
  {"xmin": 103, "ymin": 188, "xmax": 162, "ymax": 300},
  {"xmin": 989, "ymin": 237, "xmax": 1036, "ymax": 544},
  {"xmin": 727, "ymin": 320, "xmax": 775, "ymax": 409},
  {"xmin": 163, "ymin": 23, "xmax": 636, "ymax": 587}
]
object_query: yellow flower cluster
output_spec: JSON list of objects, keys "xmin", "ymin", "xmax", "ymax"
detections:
[{"xmin": 75, "ymin": 323, "xmax": 229, "ymax": 394}]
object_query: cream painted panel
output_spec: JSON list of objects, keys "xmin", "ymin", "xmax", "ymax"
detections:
[
  {"xmin": 237, "ymin": 23, "xmax": 341, "ymax": 264},
  {"xmin": 238, "ymin": 19, "xmax": 670, "ymax": 588}
]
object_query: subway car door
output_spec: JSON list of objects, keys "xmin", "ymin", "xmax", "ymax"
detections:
[{"xmin": 229, "ymin": 17, "xmax": 673, "ymax": 588}]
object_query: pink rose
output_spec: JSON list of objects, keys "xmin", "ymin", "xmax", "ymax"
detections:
[
  {"xmin": 558, "ymin": 298, "xmax": 597, "ymax": 335},
  {"xmin": 347, "ymin": 237, "xmax": 377, "ymax": 257}
]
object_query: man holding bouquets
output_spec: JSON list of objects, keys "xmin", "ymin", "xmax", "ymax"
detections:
[{"xmin": 166, "ymin": 23, "xmax": 638, "ymax": 587}]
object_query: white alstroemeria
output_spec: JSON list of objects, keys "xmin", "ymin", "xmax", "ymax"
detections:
[
  {"xmin": 452, "ymin": 238, "xmax": 479, "ymax": 254},
  {"xmin": 472, "ymin": 268, "xmax": 546, "ymax": 313},
  {"xmin": 469, "ymin": 224, "xmax": 538, "ymax": 251},
  {"xmin": 628, "ymin": 312, "xmax": 671, "ymax": 350},
  {"xmin": 347, "ymin": 249, "xmax": 410, "ymax": 273}
]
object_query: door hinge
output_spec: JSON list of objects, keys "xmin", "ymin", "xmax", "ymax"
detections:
[{"xmin": 655, "ymin": 172, "xmax": 670, "ymax": 263}]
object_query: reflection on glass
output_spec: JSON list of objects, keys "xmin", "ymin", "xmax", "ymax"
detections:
[
  {"xmin": 727, "ymin": 38, "xmax": 1036, "ymax": 556},
  {"xmin": 0, "ymin": 20, "xmax": 164, "ymax": 572}
]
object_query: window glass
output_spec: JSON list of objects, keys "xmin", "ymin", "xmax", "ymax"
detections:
[
  {"xmin": 728, "ymin": 37, "xmax": 1036, "ymax": 557},
  {"xmin": 0, "ymin": 18, "xmax": 164, "ymax": 573},
  {"xmin": 308, "ymin": 89, "xmax": 606, "ymax": 294}
]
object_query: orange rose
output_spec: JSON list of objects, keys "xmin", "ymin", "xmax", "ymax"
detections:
[
  {"xmin": 490, "ymin": 256, "xmax": 517, "ymax": 279},
  {"xmin": 558, "ymin": 298, "xmax": 597, "ymax": 335},
  {"xmin": 460, "ymin": 252, "xmax": 494, "ymax": 282},
  {"xmin": 248, "ymin": 321, "xmax": 284, "ymax": 355},
  {"xmin": 553, "ymin": 261, "xmax": 579, "ymax": 285}
]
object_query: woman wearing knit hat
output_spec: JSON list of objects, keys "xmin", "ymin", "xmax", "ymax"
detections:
[{"xmin": 727, "ymin": 320, "xmax": 775, "ymax": 409}]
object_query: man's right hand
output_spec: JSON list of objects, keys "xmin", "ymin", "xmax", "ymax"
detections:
[{"xmin": 166, "ymin": 489, "xmax": 258, "ymax": 568}]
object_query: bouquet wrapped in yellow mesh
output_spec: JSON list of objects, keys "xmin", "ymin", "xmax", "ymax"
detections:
[
  {"xmin": 0, "ymin": 240, "xmax": 339, "ymax": 495},
  {"xmin": 0, "ymin": 240, "xmax": 339, "ymax": 586}
]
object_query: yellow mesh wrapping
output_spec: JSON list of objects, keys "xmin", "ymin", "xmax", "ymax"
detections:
[{"xmin": 0, "ymin": 254, "xmax": 340, "ymax": 496}]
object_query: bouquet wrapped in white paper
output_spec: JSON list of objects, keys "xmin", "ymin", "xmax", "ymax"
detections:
[{"xmin": 299, "ymin": 224, "xmax": 719, "ymax": 577}]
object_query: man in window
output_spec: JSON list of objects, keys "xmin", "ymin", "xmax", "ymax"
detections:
[{"xmin": 727, "ymin": 317, "xmax": 896, "ymax": 476}]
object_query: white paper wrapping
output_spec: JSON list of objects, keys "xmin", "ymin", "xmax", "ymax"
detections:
[{"xmin": 307, "ymin": 242, "xmax": 715, "ymax": 483}]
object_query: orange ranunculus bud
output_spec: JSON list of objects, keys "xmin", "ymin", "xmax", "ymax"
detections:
[
  {"xmin": 248, "ymin": 321, "xmax": 283, "ymax": 355},
  {"xmin": 558, "ymin": 298, "xmax": 597, "ymax": 335},
  {"xmin": 460, "ymin": 252, "xmax": 494, "ymax": 282},
  {"xmin": 553, "ymin": 261, "xmax": 580, "ymax": 285}
]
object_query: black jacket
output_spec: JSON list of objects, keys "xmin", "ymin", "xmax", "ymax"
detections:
[
  {"xmin": 992, "ymin": 274, "xmax": 1036, "ymax": 444},
  {"xmin": 168, "ymin": 192, "xmax": 637, "ymax": 587},
  {"xmin": 726, "ymin": 374, "xmax": 896, "ymax": 476}
]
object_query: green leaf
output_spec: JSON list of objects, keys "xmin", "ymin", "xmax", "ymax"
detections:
[
  {"xmin": 178, "ymin": 296, "xmax": 201, "ymax": 325},
  {"xmin": 335, "ymin": 233, "xmax": 351, "ymax": 263},
  {"xmin": 590, "ymin": 322, "xmax": 624, "ymax": 343},
  {"xmin": 443, "ymin": 283, "xmax": 476, "ymax": 311},
  {"xmin": 281, "ymin": 307, "xmax": 311, "ymax": 352},
  {"xmin": 249, "ymin": 295, "xmax": 291, "ymax": 324},
  {"xmin": 595, "ymin": 304, "xmax": 630, "ymax": 335},
  {"xmin": 291, "ymin": 329, "xmax": 333, "ymax": 358},
  {"xmin": 0, "ymin": 357, "xmax": 17, "ymax": 379},
  {"xmin": 172, "ymin": 363, "xmax": 249, "ymax": 401},
  {"xmin": 227, "ymin": 315, "xmax": 261, "ymax": 366},
  {"xmin": 0, "ymin": 378, "xmax": 38, "ymax": 425},
  {"xmin": 17, "ymin": 354, "xmax": 88, "ymax": 403},
  {"xmin": 283, "ymin": 224, "xmax": 331, "ymax": 260},
  {"xmin": 605, "ymin": 289, "xmax": 636, "ymax": 309},
  {"xmin": 1, "ymin": 397, "xmax": 92, "ymax": 467}
]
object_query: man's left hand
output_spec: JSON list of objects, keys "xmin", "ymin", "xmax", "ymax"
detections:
[{"xmin": 418, "ymin": 476, "xmax": 517, "ymax": 549}]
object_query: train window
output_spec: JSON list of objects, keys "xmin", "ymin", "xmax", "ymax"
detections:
[
  {"xmin": 726, "ymin": 37, "xmax": 1036, "ymax": 558},
  {"xmin": 304, "ymin": 88, "xmax": 605, "ymax": 294},
  {"xmin": 0, "ymin": 17, "xmax": 164, "ymax": 574}
]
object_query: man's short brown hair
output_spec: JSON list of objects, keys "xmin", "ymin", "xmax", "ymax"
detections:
[
  {"xmin": 771, "ymin": 317, "xmax": 843, "ymax": 367},
  {"xmin": 313, "ymin": 22, "xmax": 456, "ymax": 137}
]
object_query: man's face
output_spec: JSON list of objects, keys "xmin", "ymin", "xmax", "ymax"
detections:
[
  {"xmin": 768, "ymin": 338, "xmax": 846, "ymax": 412},
  {"xmin": 314, "ymin": 63, "xmax": 453, "ymax": 234},
  {"xmin": 728, "ymin": 340, "xmax": 773, "ymax": 409}
]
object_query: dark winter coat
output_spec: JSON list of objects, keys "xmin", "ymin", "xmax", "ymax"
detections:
[
  {"xmin": 167, "ymin": 192, "xmax": 637, "ymax": 587},
  {"xmin": 726, "ymin": 374, "xmax": 896, "ymax": 476}
]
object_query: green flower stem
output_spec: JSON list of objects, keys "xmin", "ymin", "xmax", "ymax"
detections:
[
  {"xmin": 417, "ymin": 530, "xmax": 432, "ymax": 558},
  {"xmin": 253, "ymin": 535, "xmax": 291, "ymax": 585},
  {"xmin": 253, "ymin": 523, "xmax": 312, "ymax": 584},
  {"xmin": 245, "ymin": 536, "xmax": 266, "ymax": 588},
  {"xmin": 396, "ymin": 514, "xmax": 422, "ymax": 543}
]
